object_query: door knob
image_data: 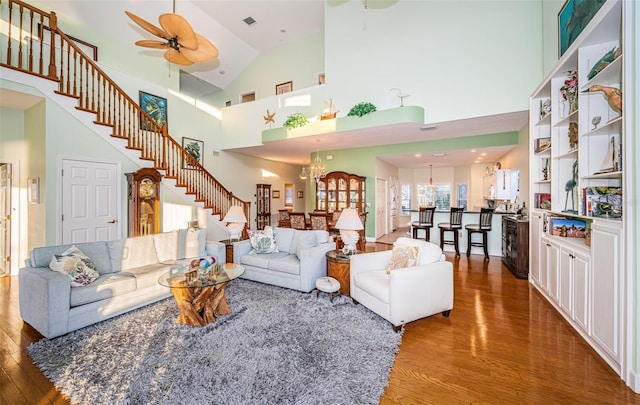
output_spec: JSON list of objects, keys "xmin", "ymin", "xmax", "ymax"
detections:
[{"xmin": 108, "ymin": 219, "xmax": 117, "ymax": 224}]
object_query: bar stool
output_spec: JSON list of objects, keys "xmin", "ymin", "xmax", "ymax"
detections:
[
  {"xmin": 465, "ymin": 207, "xmax": 494, "ymax": 260},
  {"xmin": 438, "ymin": 207, "xmax": 464, "ymax": 257},
  {"xmin": 412, "ymin": 206, "xmax": 436, "ymax": 241}
]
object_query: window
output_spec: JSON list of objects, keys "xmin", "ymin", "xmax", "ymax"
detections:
[
  {"xmin": 416, "ymin": 184, "xmax": 432, "ymax": 208},
  {"xmin": 433, "ymin": 184, "xmax": 451, "ymax": 210},
  {"xmin": 457, "ymin": 183, "xmax": 468, "ymax": 211},
  {"xmin": 401, "ymin": 184, "xmax": 411, "ymax": 214}
]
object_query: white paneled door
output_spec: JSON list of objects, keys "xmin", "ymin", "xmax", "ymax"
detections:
[
  {"xmin": 375, "ymin": 177, "xmax": 387, "ymax": 239},
  {"xmin": 62, "ymin": 159, "xmax": 119, "ymax": 244},
  {"xmin": 0, "ymin": 163, "xmax": 9, "ymax": 275}
]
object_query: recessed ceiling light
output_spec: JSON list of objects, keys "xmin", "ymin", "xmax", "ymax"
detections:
[
  {"xmin": 415, "ymin": 154, "xmax": 422, "ymax": 157},
  {"xmin": 432, "ymin": 153, "xmax": 446, "ymax": 157},
  {"xmin": 470, "ymin": 149, "xmax": 476, "ymax": 153},
  {"xmin": 481, "ymin": 152, "xmax": 487, "ymax": 156}
]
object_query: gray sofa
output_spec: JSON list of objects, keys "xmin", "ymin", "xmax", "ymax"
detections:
[
  {"xmin": 233, "ymin": 227, "xmax": 335, "ymax": 293},
  {"xmin": 19, "ymin": 229, "xmax": 225, "ymax": 339}
]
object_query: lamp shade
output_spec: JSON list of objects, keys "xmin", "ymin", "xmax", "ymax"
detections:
[
  {"xmin": 335, "ymin": 208, "xmax": 363, "ymax": 230},
  {"xmin": 223, "ymin": 206, "xmax": 247, "ymax": 223}
]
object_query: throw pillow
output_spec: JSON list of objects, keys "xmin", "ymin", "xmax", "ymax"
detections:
[
  {"xmin": 49, "ymin": 245, "xmax": 100, "ymax": 287},
  {"xmin": 292, "ymin": 232, "xmax": 317, "ymax": 259},
  {"xmin": 385, "ymin": 245, "xmax": 419, "ymax": 274},
  {"xmin": 249, "ymin": 227, "xmax": 279, "ymax": 254}
]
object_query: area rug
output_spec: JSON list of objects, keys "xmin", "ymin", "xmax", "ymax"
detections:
[{"xmin": 27, "ymin": 279, "xmax": 402, "ymax": 405}]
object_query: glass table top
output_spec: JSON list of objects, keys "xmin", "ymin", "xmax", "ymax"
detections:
[{"xmin": 158, "ymin": 263, "xmax": 245, "ymax": 288}]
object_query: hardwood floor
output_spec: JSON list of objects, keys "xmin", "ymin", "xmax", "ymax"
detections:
[{"xmin": 1, "ymin": 243, "xmax": 639, "ymax": 404}]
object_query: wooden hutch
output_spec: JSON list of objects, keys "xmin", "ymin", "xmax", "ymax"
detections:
[{"xmin": 315, "ymin": 171, "xmax": 366, "ymax": 214}]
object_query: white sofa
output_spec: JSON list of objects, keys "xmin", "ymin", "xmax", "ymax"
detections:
[
  {"xmin": 233, "ymin": 227, "xmax": 336, "ymax": 293},
  {"xmin": 19, "ymin": 229, "xmax": 225, "ymax": 339},
  {"xmin": 350, "ymin": 237, "xmax": 453, "ymax": 330}
]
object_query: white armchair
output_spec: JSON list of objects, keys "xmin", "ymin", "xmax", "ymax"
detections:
[{"xmin": 350, "ymin": 237, "xmax": 453, "ymax": 331}]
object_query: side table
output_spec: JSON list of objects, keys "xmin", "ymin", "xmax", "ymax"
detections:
[
  {"xmin": 220, "ymin": 239, "xmax": 243, "ymax": 264},
  {"xmin": 325, "ymin": 250, "xmax": 360, "ymax": 296}
]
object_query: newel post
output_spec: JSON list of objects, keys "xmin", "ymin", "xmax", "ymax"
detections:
[{"xmin": 47, "ymin": 12, "xmax": 58, "ymax": 80}]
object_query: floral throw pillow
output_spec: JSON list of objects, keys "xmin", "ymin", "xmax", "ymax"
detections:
[
  {"xmin": 49, "ymin": 245, "xmax": 100, "ymax": 287},
  {"xmin": 385, "ymin": 245, "xmax": 419, "ymax": 274},
  {"xmin": 249, "ymin": 227, "xmax": 279, "ymax": 254}
]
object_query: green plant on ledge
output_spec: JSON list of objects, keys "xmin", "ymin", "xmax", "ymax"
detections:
[
  {"xmin": 347, "ymin": 102, "xmax": 377, "ymax": 117},
  {"xmin": 283, "ymin": 113, "xmax": 309, "ymax": 129}
]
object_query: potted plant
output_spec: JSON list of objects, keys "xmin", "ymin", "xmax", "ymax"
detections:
[
  {"xmin": 347, "ymin": 102, "xmax": 377, "ymax": 117},
  {"xmin": 283, "ymin": 113, "xmax": 309, "ymax": 129}
]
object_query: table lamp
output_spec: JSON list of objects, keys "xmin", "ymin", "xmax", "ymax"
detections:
[
  {"xmin": 222, "ymin": 206, "xmax": 247, "ymax": 241},
  {"xmin": 335, "ymin": 208, "xmax": 364, "ymax": 255}
]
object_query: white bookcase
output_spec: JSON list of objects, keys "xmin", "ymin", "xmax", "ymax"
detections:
[{"xmin": 528, "ymin": 0, "xmax": 631, "ymax": 382}]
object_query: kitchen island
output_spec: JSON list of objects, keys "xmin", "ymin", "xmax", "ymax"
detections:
[{"xmin": 408, "ymin": 210, "xmax": 523, "ymax": 258}]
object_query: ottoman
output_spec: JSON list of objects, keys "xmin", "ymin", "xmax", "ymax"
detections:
[{"xmin": 315, "ymin": 276, "xmax": 341, "ymax": 302}]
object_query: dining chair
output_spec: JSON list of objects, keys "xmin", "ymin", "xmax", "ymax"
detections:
[
  {"xmin": 288, "ymin": 212, "xmax": 307, "ymax": 230},
  {"xmin": 438, "ymin": 207, "xmax": 464, "ymax": 257},
  {"xmin": 278, "ymin": 209, "xmax": 291, "ymax": 228},
  {"xmin": 309, "ymin": 212, "xmax": 329, "ymax": 231},
  {"xmin": 465, "ymin": 207, "xmax": 494, "ymax": 259}
]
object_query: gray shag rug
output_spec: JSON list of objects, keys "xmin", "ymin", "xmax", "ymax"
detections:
[{"xmin": 28, "ymin": 279, "xmax": 402, "ymax": 405}]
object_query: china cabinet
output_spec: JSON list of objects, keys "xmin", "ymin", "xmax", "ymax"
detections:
[
  {"xmin": 528, "ymin": 0, "xmax": 631, "ymax": 382},
  {"xmin": 315, "ymin": 171, "xmax": 366, "ymax": 213},
  {"xmin": 125, "ymin": 168, "xmax": 162, "ymax": 237},
  {"xmin": 256, "ymin": 184, "xmax": 271, "ymax": 230},
  {"xmin": 501, "ymin": 216, "xmax": 529, "ymax": 279}
]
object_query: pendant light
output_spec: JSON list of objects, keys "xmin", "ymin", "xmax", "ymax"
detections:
[
  {"xmin": 299, "ymin": 166, "xmax": 308, "ymax": 180},
  {"xmin": 428, "ymin": 164, "xmax": 436, "ymax": 188}
]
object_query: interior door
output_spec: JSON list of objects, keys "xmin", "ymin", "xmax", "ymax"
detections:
[
  {"xmin": 375, "ymin": 177, "xmax": 387, "ymax": 239},
  {"xmin": 62, "ymin": 159, "xmax": 119, "ymax": 243},
  {"xmin": 0, "ymin": 163, "xmax": 9, "ymax": 275}
]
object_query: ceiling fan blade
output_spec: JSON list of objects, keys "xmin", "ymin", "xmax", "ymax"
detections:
[
  {"xmin": 180, "ymin": 33, "xmax": 219, "ymax": 63},
  {"xmin": 164, "ymin": 49, "xmax": 194, "ymax": 66},
  {"xmin": 135, "ymin": 40, "xmax": 169, "ymax": 49},
  {"xmin": 158, "ymin": 14, "xmax": 198, "ymax": 50},
  {"xmin": 125, "ymin": 11, "xmax": 171, "ymax": 40}
]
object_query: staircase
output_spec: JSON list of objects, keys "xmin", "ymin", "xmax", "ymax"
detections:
[{"xmin": 0, "ymin": 0, "xmax": 250, "ymax": 232}]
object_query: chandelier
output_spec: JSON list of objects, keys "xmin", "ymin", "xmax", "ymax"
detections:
[{"xmin": 309, "ymin": 139, "xmax": 326, "ymax": 181}]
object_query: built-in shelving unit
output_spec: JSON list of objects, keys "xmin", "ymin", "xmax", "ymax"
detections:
[{"xmin": 528, "ymin": 0, "xmax": 630, "ymax": 385}]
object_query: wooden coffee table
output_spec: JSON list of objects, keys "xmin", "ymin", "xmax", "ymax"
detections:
[{"xmin": 158, "ymin": 263, "xmax": 244, "ymax": 326}]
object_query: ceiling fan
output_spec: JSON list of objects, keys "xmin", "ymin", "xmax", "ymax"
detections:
[{"xmin": 125, "ymin": 3, "xmax": 218, "ymax": 66}]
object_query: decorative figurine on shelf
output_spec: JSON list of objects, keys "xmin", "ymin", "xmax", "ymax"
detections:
[
  {"xmin": 263, "ymin": 109, "xmax": 276, "ymax": 128},
  {"xmin": 542, "ymin": 158, "xmax": 549, "ymax": 181},
  {"xmin": 591, "ymin": 116, "xmax": 602, "ymax": 130},
  {"xmin": 539, "ymin": 98, "xmax": 551, "ymax": 120},
  {"xmin": 583, "ymin": 85, "xmax": 622, "ymax": 113},
  {"xmin": 563, "ymin": 160, "xmax": 579, "ymax": 214},
  {"xmin": 560, "ymin": 71, "xmax": 579, "ymax": 115},
  {"xmin": 568, "ymin": 122, "xmax": 579, "ymax": 150},
  {"xmin": 587, "ymin": 46, "xmax": 622, "ymax": 80}
]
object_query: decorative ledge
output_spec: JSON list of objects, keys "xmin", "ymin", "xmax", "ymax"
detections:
[{"xmin": 262, "ymin": 106, "xmax": 425, "ymax": 142}]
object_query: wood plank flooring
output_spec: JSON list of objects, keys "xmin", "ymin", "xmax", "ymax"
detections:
[{"xmin": 1, "ymin": 243, "xmax": 639, "ymax": 404}]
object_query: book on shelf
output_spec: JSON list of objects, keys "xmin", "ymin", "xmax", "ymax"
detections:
[
  {"xmin": 583, "ymin": 186, "xmax": 622, "ymax": 218},
  {"xmin": 548, "ymin": 217, "xmax": 587, "ymax": 238},
  {"xmin": 534, "ymin": 137, "xmax": 551, "ymax": 153},
  {"xmin": 534, "ymin": 193, "xmax": 551, "ymax": 209}
]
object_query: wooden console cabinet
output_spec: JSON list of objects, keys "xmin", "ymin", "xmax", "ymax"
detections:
[{"xmin": 501, "ymin": 216, "xmax": 529, "ymax": 279}]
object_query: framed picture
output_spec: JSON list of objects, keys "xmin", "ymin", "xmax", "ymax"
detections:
[
  {"xmin": 27, "ymin": 177, "xmax": 40, "ymax": 204},
  {"xmin": 182, "ymin": 137, "xmax": 204, "ymax": 169},
  {"xmin": 139, "ymin": 91, "xmax": 168, "ymax": 129},
  {"xmin": 558, "ymin": 0, "xmax": 605, "ymax": 57},
  {"xmin": 275, "ymin": 81, "xmax": 293, "ymax": 95},
  {"xmin": 297, "ymin": 191, "xmax": 304, "ymax": 199},
  {"xmin": 272, "ymin": 190, "xmax": 280, "ymax": 199}
]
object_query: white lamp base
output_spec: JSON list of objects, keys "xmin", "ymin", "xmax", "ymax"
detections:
[
  {"xmin": 340, "ymin": 229, "xmax": 359, "ymax": 255},
  {"xmin": 226, "ymin": 223, "xmax": 244, "ymax": 241}
]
